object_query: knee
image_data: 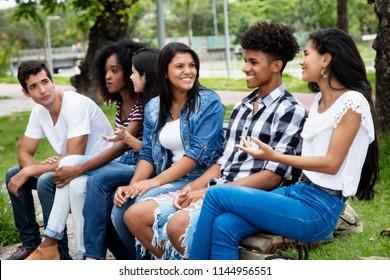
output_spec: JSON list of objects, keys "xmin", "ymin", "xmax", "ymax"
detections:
[
  {"xmin": 166, "ymin": 212, "xmax": 189, "ymax": 241},
  {"xmin": 86, "ymin": 174, "xmax": 107, "ymax": 194},
  {"xmin": 37, "ymin": 172, "xmax": 55, "ymax": 193},
  {"xmin": 59, "ymin": 155, "xmax": 84, "ymax": 167},
  {"xmin": 68, "ymin": 178, "xmax": 87, "ymax": 202},
  {"xmin": 124, "ymin": 203, "xmax": 145, "ymax": 232},
  {"xmin": 6, "ymin": 166, "xmax": 20, "ymax": 184},
  {"xmin": 111, "ymin": 205, "xmax": 125, "ymax": 228},
  {"xmin": 213, "ymin": 214, "xmax": 237, "ymax": 242}
]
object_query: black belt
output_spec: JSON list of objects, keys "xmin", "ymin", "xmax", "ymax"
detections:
[{"xmin": 300, "ymin": 174, "xmax": 343, "ymax": 198}]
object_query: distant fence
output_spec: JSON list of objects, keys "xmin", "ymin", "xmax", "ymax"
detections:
[{"xmin": 11, "ymin": 46, "xmax": 85, "ymax": 74}]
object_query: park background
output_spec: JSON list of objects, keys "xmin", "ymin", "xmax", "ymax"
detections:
[{"xmin": 0, "ymin": 0, "xmax": 389, "ymax": 260}]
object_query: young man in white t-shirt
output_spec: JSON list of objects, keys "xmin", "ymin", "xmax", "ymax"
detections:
[{"xmin": 5, "ymin": 60, "xmax": 113, "ymax": 260}]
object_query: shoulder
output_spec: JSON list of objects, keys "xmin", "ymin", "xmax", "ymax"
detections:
[
  {"xmin": 63, "ymin": 91, "xmax": 100, "ymax": 110},
  {"xmin": 197, "ymin": 87, "xmax": 222, "ymax": 105},
  {"xmin": 198, "ymin": 87, "xmax": 219, "ymax": 98},
  {"xmin": 145, "ymin": 95, "xmax": 160, "ymax": 109},
  {"xmin": 338, "ymin": 90, "xmax": 370, "ymax": 109},
  {"xmin": 278, "ymin": 90, "xmax": 307, "ymax": 116},
  {"xmin": 144, "ymin": 96, "xmax": 160, "ymax": 121}
]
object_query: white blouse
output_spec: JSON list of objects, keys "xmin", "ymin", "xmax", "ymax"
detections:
[
  {"xmin": 159, "ymin": 119, "xmax": 185, "ymax": 163},
  {"xmin": 301, "ymin": 90, "xmax": 375, "ymax": 197}
]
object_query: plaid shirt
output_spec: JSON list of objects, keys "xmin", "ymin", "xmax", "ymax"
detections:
[{"xmin": 218, "ymin": 84, "xmax": 307, "ymax": 182}]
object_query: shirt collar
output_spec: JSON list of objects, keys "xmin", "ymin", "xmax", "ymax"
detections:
[{"xmin": 242, "ymin": 83, "xmax": 286, "ymax": 108}]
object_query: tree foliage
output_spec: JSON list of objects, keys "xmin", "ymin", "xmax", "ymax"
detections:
[
  {"xmin": 10, "ymin": 0, "xmax": 141, "ymax": 102},
  {"xmin": 0, "ymin": 0, "xmax": 381, "ymax": 102}
]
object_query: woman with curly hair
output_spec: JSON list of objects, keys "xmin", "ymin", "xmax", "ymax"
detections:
[
  {"xmin": 26, "ymin": 40, "xmax": 160, "ymax": 260},
  {"xmin": 190, "ymin": 27, "xmax": 379, "ymax": 260}
]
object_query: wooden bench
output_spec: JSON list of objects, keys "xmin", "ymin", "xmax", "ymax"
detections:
[
  {"xmin": 239, "ymin": 233, "xmax": 310, "ymax": 260},
  {"xmin": 238, "ymin": 168, "xmax": 310, "ymax": 260}
]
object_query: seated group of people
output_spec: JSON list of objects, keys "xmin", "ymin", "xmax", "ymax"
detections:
[{"xmin": 5, "ymin": 21, "xmax": 378, "ymax": 260}]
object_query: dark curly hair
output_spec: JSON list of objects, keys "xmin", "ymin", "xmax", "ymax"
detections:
[
  {"xmin": 240, "ymin": 21, "xmax": 300, "ymax": 73},
  {"xmin": 93, "ymin": 38, "xmax": 145, "ymax": 105}
]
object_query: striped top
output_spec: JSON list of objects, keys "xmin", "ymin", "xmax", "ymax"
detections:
[{"xmin": 115, "ymin": 100, "xmax": 143, "ymax": 152}]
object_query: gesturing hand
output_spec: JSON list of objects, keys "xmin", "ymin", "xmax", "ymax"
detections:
[
  {"xmin": 235, "ymin": 136, "xmax": 275, "ymax": 160},
  {"xmin": 101, "ymin": 124, "xmax": 126, "ymax": 142}
]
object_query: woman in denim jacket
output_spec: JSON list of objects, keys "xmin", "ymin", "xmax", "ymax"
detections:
[{"xmin": 111, "ymin": 42, "xmax": 225, "ymax": 259}]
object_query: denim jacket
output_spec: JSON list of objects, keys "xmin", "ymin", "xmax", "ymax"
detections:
[{"xmin": 139, "ymin": 88, "xmax": 225, "ymax": 178}]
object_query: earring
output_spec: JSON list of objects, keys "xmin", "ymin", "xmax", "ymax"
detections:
[{"xmin": 321, "ymin": 68, "xmax": 328, "ymax": 79}]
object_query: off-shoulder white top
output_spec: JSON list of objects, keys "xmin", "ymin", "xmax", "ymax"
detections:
[{"xmin": 301, "ymin": 90, "xmax": 375, "ymax": 197}]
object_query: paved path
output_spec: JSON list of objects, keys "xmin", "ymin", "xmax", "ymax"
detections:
[
  {"xmin": 0, "ymin": 83, "xmax": 315, "ymax": 260},
  {"xmin": 0, "ymin": 83, "xmax": 315, "ymax": 117}
]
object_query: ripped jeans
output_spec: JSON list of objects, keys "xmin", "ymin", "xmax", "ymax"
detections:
[
  {"xmin": 111, "ymin": 177, "xmax": 198, "ymax": 259},
  {"xmin": 140, "ymin": 193, "xmax": 202, "ymax": 259}
]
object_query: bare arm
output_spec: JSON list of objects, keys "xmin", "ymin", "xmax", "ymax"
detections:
[
  {"xmin": 225, "ymin": 169, "xmax": 282, "ymax": 191},
  {"xmin": 54, "ymin": 120, "xmax": 142, "ymax": 186},
  {"xmin": 125, "ymin": 156, "xmax": 196, "ymax": 199},
  {"xmin": 53, "ymin": 142, "xmax": 128, "ymax": 187},
  {"xmin": 237, "ymin": 109, "xmax": 361, "ymax": 175},
  {"xmin": 102, "ymin": 121, "xmax": 143, "ymax": 152},
  {"xmin": 173, "ymin": 163, "xmax": 221, "ymax": 209},
  {"xmin": 113, "ymin": 159, "xmax": 154, "ymax": 207}
]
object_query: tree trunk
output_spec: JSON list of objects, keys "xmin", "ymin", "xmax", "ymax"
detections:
[
  {"xmin": 369, "ymin": 0, "xmax": 390, "ymax": 133},
  {"xmin": 337, "ymin": 0, "xmax": 348, "ymax": 32},
  {"xmin": 71, "ymin": 1, "xmax": 135, "ymax": 103}
]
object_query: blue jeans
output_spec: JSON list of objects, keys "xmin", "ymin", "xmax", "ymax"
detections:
[
  {"xmin": 111, "ymin": 178, "xmax": 195, "ymax": 259},
  {"xmin": 83, "ymin": 157, "xmax": 137, "ymax": 260},
  {"xmin": 189, "ymin": 182, "xmax": 345, "ymax": 260},
  {"xmin": 5, "ymin": 166, "xmax": 71, "ymax": 260}
]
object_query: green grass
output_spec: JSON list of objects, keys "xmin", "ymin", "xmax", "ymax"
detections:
[
  {"xmin": 0, "ymin": 75, "xmax": 72, "ymax": 85},
  {"xmin": 200, "ymin": 73, "xmax": 311, "ymax": 93}
]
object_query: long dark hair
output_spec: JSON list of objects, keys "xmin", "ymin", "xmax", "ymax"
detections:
[
  {"xmin": 308, "ymin": 28, "xmax": 379, "ymax": 200},
  {"xmin": 93, "ymin": 39, "xmax": 145, "ymax": 105},
  {"xmin": 156, "ymin": 42, "xmax": 201, "ymax": 130},
  {"xmin": 132, "ymin": 47, "xmax": 160, "ymax": 108}
]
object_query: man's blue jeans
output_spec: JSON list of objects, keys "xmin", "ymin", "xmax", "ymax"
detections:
[
  {"xmin": 189, "ymin": 182, "xmax": 345, "ymax": 260},
  {"xmin": 5, "ymin": 166, "xmax": 71, "ymax": 259}
]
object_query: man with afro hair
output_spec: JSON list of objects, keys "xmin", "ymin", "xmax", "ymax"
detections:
[{"xmin": 152, "ymin": 21, "xmax": 307, "ymax": 260}]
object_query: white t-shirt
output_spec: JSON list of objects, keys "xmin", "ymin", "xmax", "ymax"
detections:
[
  {"xmin": 159, "ymin": 119, "xmax": 184, "ymax": 163},
  {"xmin": 25, "ymin": 90, "xmax": 113, "ymax": 157},
  {"xmin": 301, "ymin": 90, "xmax": 375, "ymax": 197}
]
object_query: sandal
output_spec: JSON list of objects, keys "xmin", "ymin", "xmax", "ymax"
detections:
[{"xmin": 380, "ymin": 228, "xmax": 390, "ymax": 236}]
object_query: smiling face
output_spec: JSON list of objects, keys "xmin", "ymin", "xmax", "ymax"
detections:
[
  {"xmin": 130, "ymin": 64, "xmax": 146, "ymax": 93},
  {"xmin": 22, "ymin": 69, "xmax": 56, "ymax": 108},
  {"xmin": 166, "ymin": 52, "xmax": 197, "ymax": 95},
  {"xmin": 105, "ymin": 54, "xmax": 126, "ymax": 94},
  {"xmin": 300, "ymin": 40, "xmax": 325, "ymax": 83},
  {"xmin": 242, "ymin": 50, "xmax": 277, "ymax": 90}
]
